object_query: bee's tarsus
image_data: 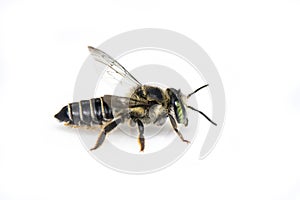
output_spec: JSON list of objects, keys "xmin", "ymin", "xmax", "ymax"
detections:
[
  {"xmin": 183, "ymin": 139, "xmax": 190, "ymax": 144},
  {"xmin": 168, "ymin": 114, "xmax": 190, "ymax": 144},
  {"xmin": 136, "ymin": 119, "xmax": 145, "ymax": 152},
  {"xmin": 90, "ymin": 147, "xmax": 97, "ymax": 151}
]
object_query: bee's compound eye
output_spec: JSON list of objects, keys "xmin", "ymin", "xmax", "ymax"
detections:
[
  {"xmin": 174, "ymin": 100, "xmax": 185, "ymax": 124},
  {"xmin": 168, "ymin": 88, "xmax": 187, "ymax": 125}
]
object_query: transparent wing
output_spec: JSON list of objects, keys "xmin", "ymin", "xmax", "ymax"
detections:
[
  {"xmin": 103, "ymin": 95, "xmax": 149, "ymax": 109},
  {"xmin": 103, "ymin": 95, "xmax": 150, "ymax": 117},
  {"xmin": 88, "ymin": 46, "xmax": 142, "ymax": 87}
]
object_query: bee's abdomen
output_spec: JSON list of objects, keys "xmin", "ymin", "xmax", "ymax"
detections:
[{"xmin": 68, "ymin": 97, "xmax": 114, "ymax": 126}]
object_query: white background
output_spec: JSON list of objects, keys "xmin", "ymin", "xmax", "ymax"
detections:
[{"xmin": 0, "ymin": 0, "xmax": 300, "ymax": 200}]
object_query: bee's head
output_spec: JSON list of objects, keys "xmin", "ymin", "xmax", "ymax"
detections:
[
  {"xmin": 167, "ymin": 85, "xmax": 218, "ymax": 127},
  {"xmin": 167, "ymin": 88, "xmax": 188, "ymax": 126}
]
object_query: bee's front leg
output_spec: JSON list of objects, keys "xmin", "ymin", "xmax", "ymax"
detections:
[
  {"xmin": 136, "ymin": 119, "xmax": 145, "ymax": 152},
  {"xmin": 168, "ymin": 114, "xmax": 190, "ymax": 144}
]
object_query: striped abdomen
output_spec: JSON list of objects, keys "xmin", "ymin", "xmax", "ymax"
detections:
[{"xmin": 55, "ymin": 97, "xmax": 114, "ymax": 126}]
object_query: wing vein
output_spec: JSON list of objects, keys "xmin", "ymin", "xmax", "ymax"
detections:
[{"xmin": 88, "ymin": 46, "xmax": 142, "ymax": 86}]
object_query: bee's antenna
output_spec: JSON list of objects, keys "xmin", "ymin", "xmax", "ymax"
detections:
[
  {"xmin": 187, "ymin": 106, "xmax": 217, "ymax": 126},
  {"xmin": 187, "ymin": 84, "xmax": 209, "ymax": 99}
]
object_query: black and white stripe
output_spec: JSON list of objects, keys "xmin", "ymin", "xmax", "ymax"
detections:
[{"xmin": 68, "ymin": 97, "xmax": 114, "ymax": 126}]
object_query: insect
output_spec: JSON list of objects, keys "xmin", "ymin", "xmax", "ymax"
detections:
[{"xmin": 54, "ymin": 46, "xmax": 217, "ymax": 151}]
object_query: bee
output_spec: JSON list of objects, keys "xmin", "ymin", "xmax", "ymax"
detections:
[{"xmin": 54, "ymin": 46, "xmax": 217, "ymax": 151}]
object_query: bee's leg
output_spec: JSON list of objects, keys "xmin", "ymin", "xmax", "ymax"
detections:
[
  {"xmin": 90, "ymin": 118, "xmax": 122, "ymax": 151},
  {"xmin": 136, "ymin": 119, "xmax": 145, "ymax": 151},
  {"xmin": 153, "ymin": 114, "xmax": 167, "ymax": 126},
  {"xmin": 168, "ymin": 114, "xmax": 190, "ymax": 144}
]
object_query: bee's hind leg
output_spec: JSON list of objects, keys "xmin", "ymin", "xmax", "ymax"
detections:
[
  {"xmin": 168, "ymin": 114, "xmax": 190, "ymax": 144},
  {"xmin": 136, "ymin": 119, "xmax": 145, "ymax": 152},
  {"xmin": 90, "ymin": 118, "xmax": 122, "ymax": 151}
]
